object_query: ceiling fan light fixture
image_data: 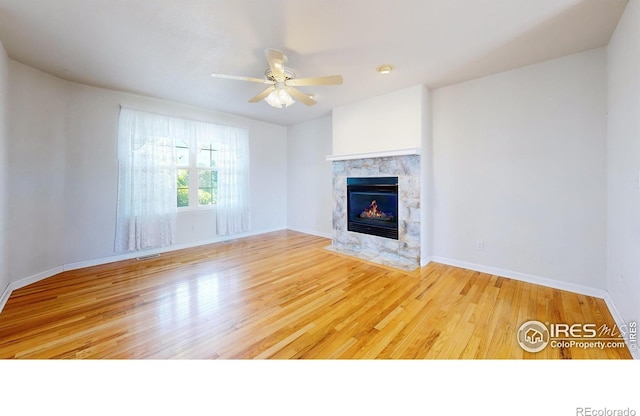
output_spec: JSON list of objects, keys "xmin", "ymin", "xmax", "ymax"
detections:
[
  {"xmin": 265, "ymin": 87, "xmax": 295, "ymax": 108},
  {"xmin": 211, "ymin": 48, "xmax": 342, "ymax": 108}
]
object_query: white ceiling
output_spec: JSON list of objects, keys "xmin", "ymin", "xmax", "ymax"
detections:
[{"xmin": 0, "ymin": 0, "xmax": 628, "ymax": 126}]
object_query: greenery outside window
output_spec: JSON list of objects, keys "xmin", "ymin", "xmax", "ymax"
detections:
[{"xmin": 176, "ymin": 138, "xmax": 218, "ymax": 209}]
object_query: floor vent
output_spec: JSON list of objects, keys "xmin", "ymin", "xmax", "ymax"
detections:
[{"xmin": 136, "ymin": 254, "xmax": 161, "ymax": 261}]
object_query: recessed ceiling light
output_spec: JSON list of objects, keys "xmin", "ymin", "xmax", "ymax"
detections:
[{"xmin": 377, "ymin": 65, "xmax": 393, "ymax": 74}]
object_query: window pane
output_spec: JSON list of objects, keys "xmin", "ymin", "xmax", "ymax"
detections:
[
  {"xmin": 198, "ymin": 170, "xmax": 212, "ymax": 187},
  {"xmin": 198, "ymin": 170, "xmax": 217, "ymax": 205},
  {"xmin": 176, "ymin": 146, "xmax": 189, "ymax": 167},
  {"xmin": 177, "ymin": 169, "xmax": 189, "ymax": 207},
  {"xmin": 198, "ymin": 189, "xmax": 213, "ymax": 206},
  {"xmin": 197, "ymin": 143, "xmax": 216, "ymax": 168}
]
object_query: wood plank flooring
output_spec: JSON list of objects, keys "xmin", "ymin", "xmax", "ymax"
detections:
[{"xmin": 0, "ymin": 230, "xmax": 632, "ymax": 359}]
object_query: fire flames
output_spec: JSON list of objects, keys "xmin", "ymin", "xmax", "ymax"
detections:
[{"xmin": 360, "ymin": 200, "xmax": 391, "ymax": 220}]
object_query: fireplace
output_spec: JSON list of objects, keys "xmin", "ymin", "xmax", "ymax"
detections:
[{"xmin": 347, "ymin": 177, "xmax": 399, "ymax": 240}]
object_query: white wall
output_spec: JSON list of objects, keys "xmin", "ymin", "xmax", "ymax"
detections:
[
  {"xmin": 607, "ymin": 0, "xmax": 640, "ymax": 327},
  {"xmin": 287, "ymin": 116, "xmax": 333, "ymax": 237},
  {"xmin": 6, "ymin": 61, "xmax": 68, "ymax": 283},
  {"xmin": 432, "ymin": 48, "xmax": 608, "ymax": 289},
  {"xmin": 3, "ymin": 61, "xmax": 287, "ymax": 285},
  {"xmin": 247, "ymin": 119, "xmax": 288, "ymax": 236},
  {"xmin": 0, "ymin": 41, "xmax": 8, "ymax": 294},
  {"xmin": 332, "ymin": 85, "xmax": 424, "ymax": 156}
]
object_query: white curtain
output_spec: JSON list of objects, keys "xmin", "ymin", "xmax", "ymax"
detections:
[
  {"xmin": 115, "ymin": 107, "xmax": 250, "ymax": 251},
  {"xmin": 115, "ymin": 108, "xmax": 181, "ymax": 251},
  {"xmin": 215, "ymin": 125, "xmax": 251, "ymax": 235}
]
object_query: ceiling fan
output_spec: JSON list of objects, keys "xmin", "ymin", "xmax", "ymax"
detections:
[{"xmin": 210, "ymin": 49, "xmax": 343, "ymax": 108}]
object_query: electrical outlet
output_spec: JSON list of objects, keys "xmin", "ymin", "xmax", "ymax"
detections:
[{"xmin": 475, "ymin": 240, "xmax": 484, "ymax": 250}]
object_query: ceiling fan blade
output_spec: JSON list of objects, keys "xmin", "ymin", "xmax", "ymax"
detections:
[
  {"xmin": 211, "ymin": 73, "xmax": 274, "ymax": 84},
  {"xmin": 249, "ymin": 86, "xmax": 276, "ymax": 103},
  {"xmin": 266, "ymin": 49, "xmax": 286, "ymax": 81},
  {"xmin": 286, "ymin": 75, "xmax": 343, "ymax": 86},
  {"xmin": 286, "ymin": 87, "xmax": 317, "ymax": 106}
]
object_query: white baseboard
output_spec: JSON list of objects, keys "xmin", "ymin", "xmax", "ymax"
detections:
[
  {"xmin": 0, "ymin": 284, "xmax": 11, "ymax": 314},
  {"xmin": 421, "ymin": 255, "xmax": 434, "ymax": 267},
  {"xmin": 602, "ymin": 293, "xmax": 640, "ymax": 360},
  {"xmin": 0, "ymin": 266, "xmax": 64, "ymax": 313},
  {"xmin": 429, "ymin": 256, "xmax": 608, "ymax": 298},
  {"xmin": 286, "ymin": 226, "xmax": 332, "ymax": 239}
]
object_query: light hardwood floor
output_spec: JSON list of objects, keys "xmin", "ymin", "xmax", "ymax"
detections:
[{"xmin": 0, "ymin": 230, "xmax": 632, "ymax": 359}]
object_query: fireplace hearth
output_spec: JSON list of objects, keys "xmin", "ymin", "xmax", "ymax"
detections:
[{"xmin": 347, "ymin": 177, "xmax": 398, "ymax": 240}]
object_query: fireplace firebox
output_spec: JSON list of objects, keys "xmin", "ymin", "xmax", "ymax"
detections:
[{"xmin": 347, "ymin": 177, "xmax": 398, "ymax": 240}]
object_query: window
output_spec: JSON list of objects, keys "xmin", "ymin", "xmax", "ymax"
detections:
[
  {"xmin": 175, "ymin": 138, "xmax": 219, "ymax": 209},
  {"xmin": 116, "ymin": 107, "xmax": 251, "ymax": 251}
]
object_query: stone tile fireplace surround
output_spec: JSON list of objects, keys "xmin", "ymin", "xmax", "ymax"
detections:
[{"xmin": 329, "ymin": 153, "xmax": 421, "ymax": 271}]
